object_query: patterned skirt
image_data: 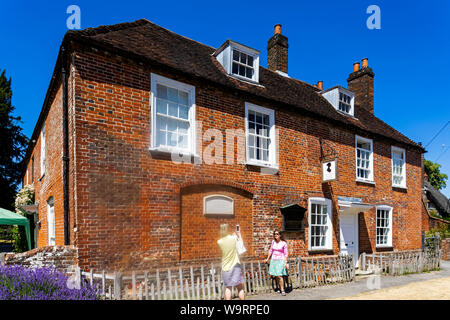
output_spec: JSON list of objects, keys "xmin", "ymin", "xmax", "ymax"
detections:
[
  {"xmin": 269, "ymin": 259, "xmax": 287, "ymax": 276},
  {"xmin": 222, "ymin": 263, "xmax": 244, "ymax": 287}
]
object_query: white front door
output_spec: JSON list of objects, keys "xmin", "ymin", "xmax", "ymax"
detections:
[{"xmin": 340, "ymin": 213, "xmax": 358, "ymax": 266}]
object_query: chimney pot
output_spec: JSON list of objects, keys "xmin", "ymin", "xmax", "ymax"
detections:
[
  {"xmin": 353, "ymin": 62, "xmax": 360, "ymax": 72},
  {"xmin": 362, "ymin": 58, "xmax": 369, "ymax": 68},
  {"xmin": 317, "ymin": 81, "xmax": 323, "ymax": 91},
  {"xmin": 274, "ymin": 24, "xmax": 282, "ymax": 35}
]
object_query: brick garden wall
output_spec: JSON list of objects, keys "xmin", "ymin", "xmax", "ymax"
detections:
[{"xmin": 3, "ymin": 246, "xmax": 78, "ymax": 273}]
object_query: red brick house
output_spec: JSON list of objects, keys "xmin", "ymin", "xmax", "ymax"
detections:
[{"xmin": 21, "ymin": 20, "xmax": 426, "ymax": 271}]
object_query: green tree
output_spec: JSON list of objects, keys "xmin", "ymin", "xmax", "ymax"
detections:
[
  {"xmin": 424, "ymin": 159, "xmax": 448, "ymax": 190},
  {"xmin": 0, "ymin": 69, "xmax": 28, "ymax": 211}
]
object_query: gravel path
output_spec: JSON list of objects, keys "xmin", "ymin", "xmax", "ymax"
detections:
[{"xmin": 248, "ymin": 260, "xmax": 450, "ymax": 300}]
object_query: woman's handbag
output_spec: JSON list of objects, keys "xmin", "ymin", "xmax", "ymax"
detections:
[{"xmin": 235, "ymin": 235, "xmax": 247, "ymax": 255}]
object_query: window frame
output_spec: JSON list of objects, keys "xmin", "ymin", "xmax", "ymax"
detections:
[
  {"xmin": 355, "ymin": 135, "xmax": 374, "ymax": 182},
  {"xmin": 338, "ymin": 91, "xmax": 352, "ymax": 114},
  {"xmin": 308, "ymin": 197, "xmax": 333, "ymax": 251},
  {"xmin": 228, "ymin": 42, "xmax": 260, "ymax": 83},
  {"xmin": 376, "ymin": 205, "xmax": 393, "ymax": 248},
  {"xmin": 391, "ymin": 146, "xmax": 406, "ymax": 188},
  {"xmin": 150, "ymin": 73, "xmax": 196, "ymax": 155},
  {"xmin": 244, "ymin": 102, "xmax": 277, "ymax": 168}
]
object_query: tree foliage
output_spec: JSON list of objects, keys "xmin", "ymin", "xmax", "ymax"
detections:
[
  {"xmin": 0, "ymin": 69, "xmax": 28, "ymax": 211},
  {"xmin": 424, "ymin": 159, "xmax": 448, "ymax": 190}
]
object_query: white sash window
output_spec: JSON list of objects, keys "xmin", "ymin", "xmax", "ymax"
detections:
[
  {"xmin": 392, "ymin": 146, "xmax": 406, "ymax": 188},
  {"xmin": 356, "ymin": 135, "xmax": 374, "ymax": 182},
  {"xmin": 308, "ymin": 198, "xmax": 333, "ymax": 251},
  {"xmin": 376, "ymin": 206, "xmax": 392, "ymax": 247},
  {"xmin": 150, "ymin": 73, "xmax": 196, "ymax": 154}
]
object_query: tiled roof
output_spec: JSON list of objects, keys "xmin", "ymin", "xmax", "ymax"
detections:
[
  {"xmin": 64, "ymin": 19, "xmax": 423, "ymax": 150},
  {"xmin": 424, "ymin": 180, "xmax": 450, "ymax": 215}
]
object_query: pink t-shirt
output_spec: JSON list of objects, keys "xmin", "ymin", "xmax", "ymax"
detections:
[{"xmin": 269, "ymin": 240, "xmax": 288, "ymax": 260}]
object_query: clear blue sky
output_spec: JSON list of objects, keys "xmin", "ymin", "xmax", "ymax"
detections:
[{"xmin": 1, "ymin": 0, "xmax": 449, "ymax": 196}]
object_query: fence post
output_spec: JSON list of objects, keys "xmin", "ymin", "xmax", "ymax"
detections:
[
  {"xmin": 422, "ymin": 230, "xmax": 425, "ymax": 250},
  {"xmin": 435, "ymin": 232, "xmax": 441, "ymax": 251},
  {"xmin": 361, "ymin": 252, "xmax": 366, "ymax": 271},
  {"xmin": 114, "ymin": 271, "xmax": 122, "ymax": 300},
  {"xmin": 75, "ymin": 267, "xmax": 82, "ymax": 290},
  {"xmin": 388, "ymin": 255, "xmax": 393, "ymax": 275}
]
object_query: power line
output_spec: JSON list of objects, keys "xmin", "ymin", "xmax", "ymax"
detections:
[
  {"xmin": 435, "ymin": 145, "xmax": 449, "ymax": 162},
  {"xmin": 425, "ymin": 120, "xmax": 450, "ymax": 148}
]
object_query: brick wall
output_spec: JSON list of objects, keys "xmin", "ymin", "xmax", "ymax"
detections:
[
  {"xmin": 23, "ymin": 84, "xmax": 65, "ymax": 249},
  {"xmin": 442, "ymin": 238, "xmax": 450, "ymax": 261},
  {"xmin": 22, "ymin": 41, "xmax": 424, "ymax": 272},
  {"xmin": 3, "ymin": 246, "xmax": 78, "ymax": 273},
  {"xmin": 64, "ymin": 45, "xmax": 423, "ymax": 271}
]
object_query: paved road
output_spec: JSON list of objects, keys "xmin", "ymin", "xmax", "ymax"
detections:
[{"xmin": 248, "ymin": 260, "xmax": 450, "ymax": 300}]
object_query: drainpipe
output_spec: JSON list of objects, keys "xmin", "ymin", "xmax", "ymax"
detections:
[{"xmin": 61, "ymin": 46, "xmax": 70, "ymax": 245}]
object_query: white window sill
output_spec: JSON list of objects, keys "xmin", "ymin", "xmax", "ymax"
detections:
[
  {"xmin": 245, "ymin": 161, "xmax": 279, "ymax": 171},
  {"xmin": 376, "ymin": 245, "xmax": 393, "ymax": 249},
  {"xmin": 392, "ymin": 185, "xmax": 407, "ymax": 190},
  {"xmin": 149, "ymin": 147, "xmax": 200, "ymax": 160},
  {"xmin": 309, "ymin": 247, "xmax": 333, "ymax": 252},
  {"xmin": 356, "ymin": 179, "xmax": 375, "ymax": 185}
]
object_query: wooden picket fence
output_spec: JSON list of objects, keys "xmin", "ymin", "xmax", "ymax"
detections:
[
  {"xmin": 72, "ymin": 254, "xmax": 355, "ymax": 300},
  {"xmin": 361, "ymin": 248, "xmax": 442, "ymax": 276}
]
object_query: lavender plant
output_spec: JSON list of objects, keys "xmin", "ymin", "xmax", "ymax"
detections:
[{"xmin": 0, "ymin": 265, "xmax": 99, "ymax": 300}]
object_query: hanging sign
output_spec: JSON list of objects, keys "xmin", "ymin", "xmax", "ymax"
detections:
[{"xmin": 322, "ymin": 158, "xmax": 338, "ymax": 182}]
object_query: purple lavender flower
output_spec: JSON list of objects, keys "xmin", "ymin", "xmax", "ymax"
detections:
[{"xmin": 0, "ymin": 265, "xmax": 99, "ymax": 300}]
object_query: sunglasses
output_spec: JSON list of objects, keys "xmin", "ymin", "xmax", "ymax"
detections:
[{"xmin": 274, "ymin": 233, "xmax": 280, "ymax": 235}]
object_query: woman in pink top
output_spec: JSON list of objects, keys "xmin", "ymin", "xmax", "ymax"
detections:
[{"xmin": 265, "ymin": 230, "xmax": 288, "ymax": 295}]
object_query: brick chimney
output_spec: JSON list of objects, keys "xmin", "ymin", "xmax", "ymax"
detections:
[
  {"xmin": 347, "ymin": 58, "xmax": 375, "ymax": 114},
  {"xmin": 267, "ymin": 24, "xmax": 288, "ymax": 74}
]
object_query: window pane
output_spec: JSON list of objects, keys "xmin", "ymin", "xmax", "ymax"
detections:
[
  {"xmin": 248, "ymin": 135, "xmax": 255, "ymax": 147},
  {"xmin": 233, "ymin": 50, "xmax": 239, "ymax": 61},
  {"xmin": 232, "ymin": 63, "xmax": 238, "ymax": 74},
  {"xmin": 245, "ymin": 67, "xmax": 253, "ymax": 79},
  {"xmin": 178, "ymin": 121, "xmax": 189, "ymax": 135},
  {"xmin": 239, "ymin": 64, "xmax": 246, "ymax": 76},
  {"xmin": 179, "ymin": 105, "xmax": 189, "ymax": 120},
  {"xmin": 262, "ymin": 149, "xmax": 268, "ymax": 161},
  {"xmin": 240, "ymin": 52, "xmax": 247, "ymax": 64},
  {"xmin": 178, "ymin": 135, "xmax": 188, "ymax": 148},
  {"xmin": 156, "ymin": 84, "xmax": 167, "ymax": 99},
  {"xmin": 248, "ymin": 147, "xmax": 255, "ymax": 159},
  {"xmin": 168, "ymin": 102, "xmax": 178, "ymax": 117},
  {"xmin": 247, "ymin": 55, "xmax": 253, "ymax": 67},
  {"xmin": 248, "ymin": 122, "xmax": 256, "ymax": 134},
  {"xmin": 167, "ymin": 131, "xmax": 177, "ymax": 147},
  {"xmin": 179, "ymin": 91, "xmax": 188, "ymax": 105},
  {"xmin": 167, "ymin": 118, "xmax": 177, "ymax": 133},
  {"xmin": 156, "ymin": 99, "xmax": 167, "ymax": 114},
  {"xmin": 168, "ymin": 87, "xmax": 178, "ymax": 103},
  {"xmin": 256, "ymin": 124, "xmax": 263, "ymax": 136},
  {"xmin": 248, "ymin": 111, "xmax": 255, "ymax": 122}
]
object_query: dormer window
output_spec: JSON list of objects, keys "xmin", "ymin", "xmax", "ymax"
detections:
[
  {"xmin": 321, "ymin": 86, "xmax": 355, "ymax": 116},
  {"xmin": 232, "ymin": 50, "xmax": 254, "ymax": 79},
  {"xmin": 339, "ymin": 92, "xmax": 351, "ymax": 113},
  {"xmin": 213, "ymin": 40, "xmax": 260, "ymax": 83}
]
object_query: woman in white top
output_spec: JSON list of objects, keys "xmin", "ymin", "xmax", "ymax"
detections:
[{"xmin": 217, "ymin": 223, "xmax": 245, "ymax": 300}]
